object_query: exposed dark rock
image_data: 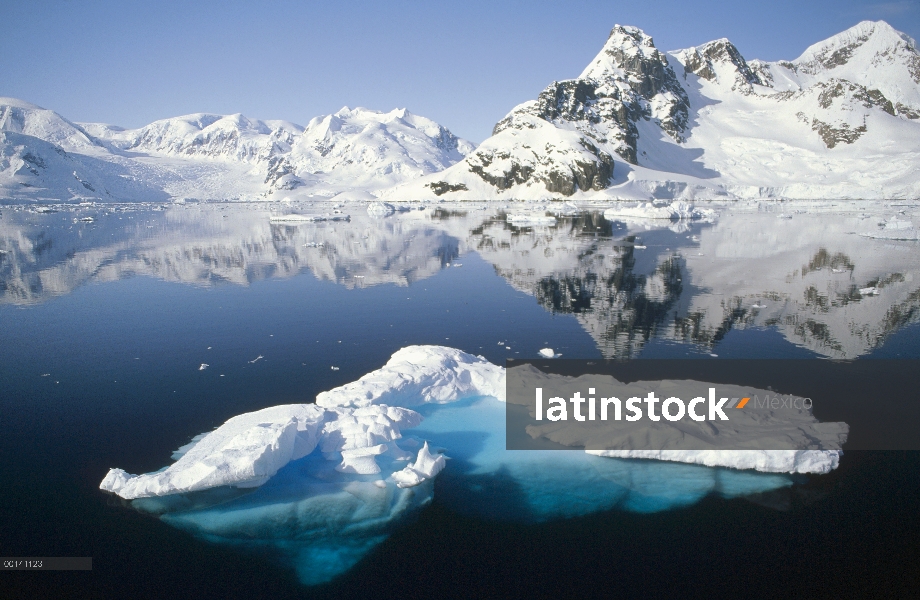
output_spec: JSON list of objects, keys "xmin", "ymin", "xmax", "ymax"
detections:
[
  {"xmin": 427, "ymin": 181, "xmax": 468, "ymax": 196},
  {"xmin": 896, "ymin": 103, "xmax": 920, "ymax": 119},
  {"xmin": 467, "ymin": 151, "xmax": 535, "ymax": 191},
  {"xmin": 811, "ymin": 118, "xmax": 867, "ymax": 148},
  {"xmin": 796, "ymin": 34, "xmax": 872, "ymax": 75},
  {"xmin": 817, "ymin": 79, "xmax": 895, "ymax": 115}
]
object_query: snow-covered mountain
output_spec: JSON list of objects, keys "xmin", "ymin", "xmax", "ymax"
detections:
[
  {"xmin": 0, "ymin": 99, "xmax": 169, "ymax": 202},
  {"xmin": 1, "ymin": 99, "xmax": 474, "ymax": 202},
  {"xmin": 393, "ymin": 20, "xmax": 920, "ymax": 200}
]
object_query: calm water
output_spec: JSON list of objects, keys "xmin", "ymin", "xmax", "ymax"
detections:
[{"xmin": 2, "ymin": 201, "xmax": 920, "ymax": 598}]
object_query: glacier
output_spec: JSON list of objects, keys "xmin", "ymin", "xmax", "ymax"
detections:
[{"xmin": 101, "ymin": 345, "xmax": 840, "ymax": 584}]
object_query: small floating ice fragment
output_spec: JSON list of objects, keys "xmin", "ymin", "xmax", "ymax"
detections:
[
  {"xmin": 249, "ymin": 355, "xmax": 264, "ymax": 364},
  {"xmin": 269, "ymin": 214, "xmax": 319, "ymax": 223},
  {"xmin": 604, "ymin": 201, "xmax": 716, "ymax": 222},
  {"xmin": 752, "ymin": 303, "xmax": 767, "ymax": 309},
  {"xmin": 331, "ymin": 366, "xmax": 339, "ymax": 370},
  {"xmin": 860, "ymin": 286, "xmax": 880, "ymax": 296},
  {"xmin": 507, "ymin": 213, "xmax": 556, "ymax": 225},
  {"xmin": 199, "ymin": 364, "xmax": 209, "ymax": 371},
  {"xmin": 538, "ymin": 348, "xmax": 561, "ymax": 358},
  {"xmin": 367, "ymin": 202, "xmax": 396, "ymax": 216}
]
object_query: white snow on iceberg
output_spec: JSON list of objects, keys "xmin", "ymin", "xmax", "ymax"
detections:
[
  {"xmin": 101, "ymin": 403, "xmax": 426, "ymax": 499},
  {"xmin": 315, "ymin": 345, "xmax": 506, "ymax": 408}
]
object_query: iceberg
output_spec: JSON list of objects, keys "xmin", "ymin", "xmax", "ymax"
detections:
[
  {"xmin": 604, "ymin": 201, "xmax": 717, "ymax": 222},
  {"xmin": 506, "ymin": 213, "xmax": 557, "ymax": 225},
  {"xmin": 860, "ymin": 217, "xmax": 920, "ymax": 240},
  {"xmin": 100, "ymin": 345, "xmax": 841, "ymax": 584}
]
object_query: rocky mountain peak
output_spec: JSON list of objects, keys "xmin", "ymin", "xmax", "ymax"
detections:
[
  {"xmin": 673, "ymin": 39, "xmax": 764, "ymax": 89},
  {"xmin": 580, "ymin": 25, "xmax": 677, "ymax": 98}
]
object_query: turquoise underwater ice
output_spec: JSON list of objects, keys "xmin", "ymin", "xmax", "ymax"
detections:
[{"xmin": 130, "ymin": 395, "xmax": 796, "ymax": 584}]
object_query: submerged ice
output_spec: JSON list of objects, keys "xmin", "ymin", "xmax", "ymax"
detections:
[{"xmin": 101, "ymin": 345, "xmax": 841, "ymax": 584}]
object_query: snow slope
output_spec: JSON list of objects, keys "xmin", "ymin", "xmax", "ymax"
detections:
[{"xmin": 390, "ymin": 21, "xmax": 920, "ymax": 200}]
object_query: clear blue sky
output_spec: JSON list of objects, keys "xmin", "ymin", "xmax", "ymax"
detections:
[{"xmin": 2, "ymin": 0, "xmax": 918, "ymax": 143}]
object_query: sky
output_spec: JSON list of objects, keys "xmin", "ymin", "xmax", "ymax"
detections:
[{"xmin": 2, "ymin": 0, "xmax": 919, "ymax": 143}]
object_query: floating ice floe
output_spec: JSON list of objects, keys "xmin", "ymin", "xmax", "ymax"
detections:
[
  {"xmin": 506, "ymin": 213, "xmax": 556, "ymax": 225},
  {"xmin": 860, "ymin": 286, "xmax": 880, "ymax": 296},
  {"xmin": 604, "ymin": 201, "xmax": 717, "ymax": 222},
  {"xmin": 367, "ymin": 202, "xmax": 406, "ymax": 216},
  {"xmin": 860, "ymin": 217, "xmax": 920, "ymax": 240},
  {"xmin": 270, "ymin": 213, "xmax": 349, "ymax": 223},
  {"xmin": 538, "ymin": 348, "xmax": 561, "ymax": 358},
  {"xmin": 198, "ymin": 363, "xmax": 209, "ymax": 371},
  {"xmin": 270, "ymin": 214, "xmax": 319, "ymax": 222}
]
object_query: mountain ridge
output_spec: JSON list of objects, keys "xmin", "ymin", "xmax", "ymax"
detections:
[
  {"xmin": 3, "ymin": 20, "xmax": 919, "ymax": 203},
  {"xmin": 393, "ymin": 19, "xmax": 920, "ymax": 201},
  {"xmin": 1, "ymin": 101, "xmax": 475, "ymax": 202}
]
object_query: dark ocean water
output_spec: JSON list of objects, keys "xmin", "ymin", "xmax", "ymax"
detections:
[{"xmin": 2, "ymin": 204, "xmax": 919, "ymax": 598}]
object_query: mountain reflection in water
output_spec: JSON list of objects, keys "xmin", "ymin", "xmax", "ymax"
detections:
[{"xmin": 2, "ymin": 200, "xmax": 919, "ymax": 358}]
